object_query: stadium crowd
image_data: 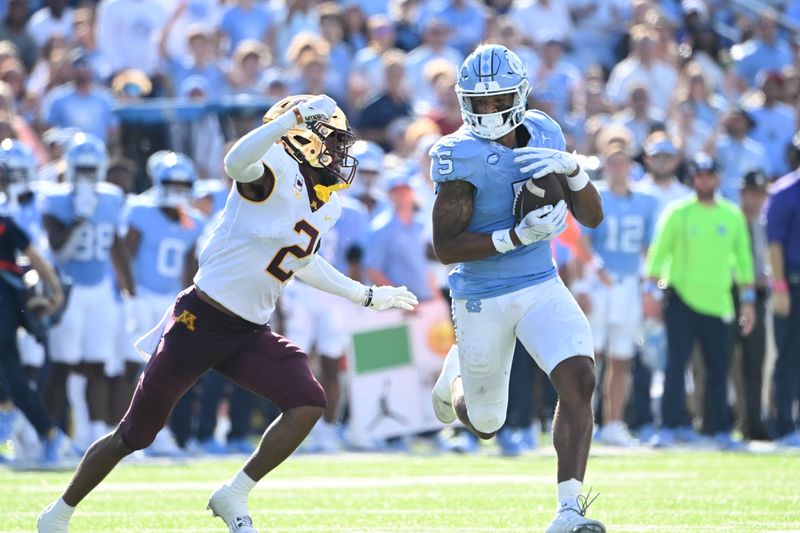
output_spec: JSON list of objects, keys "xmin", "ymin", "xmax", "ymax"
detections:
[{"xmin": 1, "ymin": 0, "xmax": 800, "ymax": 466}]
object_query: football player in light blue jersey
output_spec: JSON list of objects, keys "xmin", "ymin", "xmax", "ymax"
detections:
[
  {"xmin": 579, "ymin": 141, "xmax": 658, "ymax": 447},
  {"xmin": 42, "ymin": 132, "xmax": 135, "ymax": 448},
  {"xmin": 429, "ymin": 44, "xmax": 606, "ymax": 533}
]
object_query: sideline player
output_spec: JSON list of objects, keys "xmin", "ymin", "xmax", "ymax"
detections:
[
  {"xmin": 580, "ymin": 140, "xmax": 658, "ymax": 446},
  {"xmin": 41, "ymin": 132, "xmax": 135, "ymax": 447},
  {"xmin": 37, "ymin": 94, "xmax": 418, "ymax": 533},
  {"xmin": 429, "ymin": 45, "xmax": 605, "ymax": 532}
]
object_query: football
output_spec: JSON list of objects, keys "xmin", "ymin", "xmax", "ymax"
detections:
[{"xmin": 512, "ymin": 172, "xmax": 571, "ymax": 223}]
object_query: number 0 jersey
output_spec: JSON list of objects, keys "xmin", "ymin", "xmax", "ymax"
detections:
[{"xmin": 194, "ymin": 143, "xmax": 342, "ymax": 325}]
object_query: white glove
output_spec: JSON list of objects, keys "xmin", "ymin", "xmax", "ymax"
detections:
[
  {"xmin": 365, "ymin": 285, "xmax": 419, "ymax": 311},
  {"xmin": 513, "ymin": 147, "xmax": 578, "ymax": 178},
  {"xmin": 294, "ymin": 94, "xmax": 337, "ymax": 125},
  {"xmin": 73, "ymin": 181, "xmax": 98, "ymax": 219},
  {"xmin": 514, "ymin": 200, "xmax": 568, "ymax": 245}
]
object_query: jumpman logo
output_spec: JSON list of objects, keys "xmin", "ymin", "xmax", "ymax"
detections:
[{"xmin": 367, "ymin": 378, "xmax": 409, "ymax": 431}]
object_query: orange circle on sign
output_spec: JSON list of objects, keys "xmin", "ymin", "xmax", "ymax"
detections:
[{"xmin": 427, "ymin": 320, "xmax": 455, "ymax": 357}]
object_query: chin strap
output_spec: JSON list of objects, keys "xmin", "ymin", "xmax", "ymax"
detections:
[{"xmin": 314, "ymin": 182, "xmax": 349, "ymax": 202}]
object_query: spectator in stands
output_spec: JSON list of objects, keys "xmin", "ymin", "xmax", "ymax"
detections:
[
  {"xmin": 350, "ymin": 15, "xmax": 396, "ymax": 107},
  {"xmin": 713, "ymin": 106, "xmax": 769, "ymax": 205},
  {"xmin": 508, "ymin": 0, "xmax": 572, "ymax": 48},
  {"xmin": 365, "ymin": 173, "xmax": 438, "ymax": 304},
  {"xmin": 26, "ymin": 0, "xmax": 73, "ymax": 49},
  {"xmin": 318, "ymin": 3, "xmax": 352, "ymax": 102},
  {"xmin": 646, "ymin": 153, "xmax": 755, "ymax": 450},
  {"xmin": 638, "ymin": 133, "xmax": 691, "ymax": 218},
  {"xmin": 159, "ymin": 5, "xmax": 226, "ymax": 100},
  {"xmin": 275, "ymin": 0, "xmax": 320, "ymax": 64},
  {"xmin": 732, "ymin": 170, "xmax": 770, "ymax": 441},
  {"xmin": 732, "ymin": 12, "xmax": 792, "ymax": 90},
  {"xmin": 0, "ymin": 80, "xmax": 46, "ymax": 163},
  {"xmin": 530, "ymin": 35, "xmax": 581, "ymax": 125},
  {"xmin": 0, "ymin": 0, "xmax": 37, "ymax": 70},
  {"xmin": 71, "ymin": 8, "xmax": 110, "ymax": 84},
  {"xmin": 566, "ymin": 0, "xmax": 625, "ymax": 70},
  {"xmin": 356, "ymin": 49, "xmax": 412, "ymax": 150},
  {"xmin": 667, "ymin": 100, "xmax": 713, "ymax": 159},
  {"xmin": 40, "ymin": 50, "xmax": 118, "ymax": 145},
  {"xmin": 747, "ymin": 72, "xmax": 797, "ymax": 180},
  {"xmin": 485, "ymin": 15, "xmax": 539, "ymax": 82},
  {"xmin": 171, "ymin": 75, "xmax": 223, "ymax": 180},
  {"xmin": 404, "ymin": 17, "xmax": 462, "ymax": 108},
  {"xmin": 95, "ymin": 0, "xmax": 167, "ymax": 77},
  {"xmin": 673, "ymin": 61, "xmax": 725, "ymax": 130},
  {"xmin": 766, "ymin": 136, "xmax": 800, "ymax": 447},
  {"xmin": 27, "ymin": 35, "xmax": 72, "ymax": 101},
  {"xmin": 218, "ymin": 0, "xmax": 274, "ymax": 57},
  {"xmin": 226, "ymin": 40, "xmax": 270, "ymax": 97},
  {"xmin": 606, "ymin": 24, "xmax": 678, "ymax": 115},
  {"xmin": 389, "ymin": 0, "xmax": 421, "ymax": 52},
  {"xmin": 423, "ymin": 67, "xmax": 461, "ymax": 136},
  {"xmin": 422, "ymin": 0, "xmax": 486, "ymax": 57},
  {"xmin": 611, "ymin": 84, "xmax": 662, "ymax": 150},
  {"xmin": 342, "ymin": 3, "xmax": 368, "ymax": 51}
]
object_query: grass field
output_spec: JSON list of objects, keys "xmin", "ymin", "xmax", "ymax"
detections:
[{"xmin": 4, "ymin": 447, "xmax": 800, "ymax": 532}]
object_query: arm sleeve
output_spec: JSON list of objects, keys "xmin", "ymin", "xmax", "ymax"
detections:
[
  {"xmin": 645, "ymin": 206, "xmax": 677, "ymax": 278},
  {"xmin": 732, "ymin": 210, "xmax": 755, "ymax": 284},
  {"xmin": 765, "ymin": 191, "xmax": 789, "ymax": 245},
  {"xmin": 294, "ymin": 255, "xmax": 366, "ymax": 304},
  {"xmin": 223, "ymin": 110, "xmax": 298, "ymax": 183}
]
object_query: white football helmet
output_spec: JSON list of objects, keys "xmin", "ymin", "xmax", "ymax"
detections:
[
  {"xmin": 154, "ymin": 152, "xmax": 197, "ymax": 208},
  {"xmin": 0, "ymin": 138, "xmax": 36, "ymax": 203},
  {"xmin": 456, "ymin": 44, "xmax": 530, "ymax": 139},
  {"xmin": 64, "ymin": 132, "xmax": 108, "ymax": 183}
]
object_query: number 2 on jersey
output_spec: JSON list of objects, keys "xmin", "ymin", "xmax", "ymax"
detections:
[{"xmin": 266, "ymin": 220, "xmax": 319, "ymax": 282}]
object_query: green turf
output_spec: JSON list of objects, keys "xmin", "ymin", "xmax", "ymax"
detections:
[{"xmin": 4, "ymin": 449, "xmax": 800, "ymax": 532}]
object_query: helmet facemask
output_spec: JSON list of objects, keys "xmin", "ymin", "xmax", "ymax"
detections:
[
  {"xmin": 457, "ymin": 79, "xmax": 529, "ymax": 140},
  {"xmin": 310, "ymin": 121, "xmax": 358, "ymax": 187}
]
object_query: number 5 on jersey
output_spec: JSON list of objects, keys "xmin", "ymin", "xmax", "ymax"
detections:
[{"xmin": 266, "ymin": 220, "xmax": 320, "ymax": 282}]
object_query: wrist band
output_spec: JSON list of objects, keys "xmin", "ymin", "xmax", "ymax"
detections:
[
  {"xmin": 363, "ymin": 286, "xmax": 374, "ymax": 307},
  {"xmin": 771, "ymin": 278, "xmax": 789, "ymax": 293},
  {"xmin": 492, "ymin": 229, "xmax": 516, "ymax": 253},
  {"xmin": 566, "ymin": 166, "xmax": 590, "ymax": 192},
  {"xmin": 740, "ymin": 288, "xmax": 756, "ymax": 304}
]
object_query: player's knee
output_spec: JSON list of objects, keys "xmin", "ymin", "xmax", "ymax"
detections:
[
  {"xmin": 285, "ymin": 405, "xmax": 324, "ymax": 432},
  {"xmin": 554, "ymin": 356, "xmax": 596, "ymax": 404},
  {"xmin": 468, "ymin": 403, "xmax": 506, "ymax": 436},
  {"xmin": 108, "ymin": 427, "xmax": 136, "ymax": 457}
]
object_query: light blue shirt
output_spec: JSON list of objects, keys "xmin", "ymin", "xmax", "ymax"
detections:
[
  {"xmin": 324, "ymin": 195, "xmax": 369, "ymax": 275},
  {"xmin": 748, "ymin": 103, "xmax": 796, "ymax": 178},
  {"xmin": 42, "ymin": 182, "xmax": 124, "ymax": 286},
  {"xmin": 715, "ymin": 135, "xmax": 770, "ymax": 205},
  {"xmin": 430, "ymin": 110, "xmax": 564, "ymax": 299},
  {"xmin": 421, "ymin": 0, "xmax": 486, "ymax": 56},
  {"xmin": 584, "ymin": 182, "xmax": 658, "ymax": 276},
  {"xmin": 365, "ymin": 211, "xmax": 432, "ymax": 301},
  {"xmin": 41, "ymin": 84, "xmax": 118, "ymax": 142},
  {"xmin": 734, "ymin": 38, "xmax": 793, "ymax": 88},
  {"xmin": 219, "ymin": 5, "xmax": 272, "ymax": 53},
  {"xmin": 125, "ymin": 199, "xmax": 204, "ymax": 295}
]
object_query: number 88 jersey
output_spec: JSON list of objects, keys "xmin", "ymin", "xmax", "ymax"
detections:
[{"xmin": 194, "ymin": 143, "xmax": 342, "ymax": 325}]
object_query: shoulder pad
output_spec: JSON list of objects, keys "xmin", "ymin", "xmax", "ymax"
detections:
[
  {"xmin": 429, "ymin": 128, "xmax": 485, "ymax": 185},
  {"xmin": 523, "ymin": 110, "xmax": 566, "ymax": 149}
]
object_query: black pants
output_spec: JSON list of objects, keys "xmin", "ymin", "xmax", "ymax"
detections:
[
  {"xmin": 0, "ymin": 278, "xmax": 54, "ymax": 437},
  {"xmin": 626, "ymin": 351, "xmax": 654, "ymax": 430},
  {"xmin": 773, "ymin": 279, "xmax": 800, "ymax": 438},
  {"xmin": 733, "ymin": 289, "xmax": 768, "ymax": 439},
  {"xmin": 662, "ymin": 290, "xmax": 734, "ymax": 434},
  {"xmin": 504, "ymin": 340, "xmax": 556, "ymax": 429}
]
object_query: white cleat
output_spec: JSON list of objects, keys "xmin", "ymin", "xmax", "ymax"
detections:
[
  {"xmin": 207, "ymin": 485, "xmax": 258, "ymax": 533},
  {"xmin": 544, "ymin": 508, "xmax": 606, "ymax": 533},
  {"xmin": 431, "ymin": 345, "xmax": 459, "ymax": 424},
  {"xmin": 36, "ymin": 504, "xmax": 69, "ymax": 533}
]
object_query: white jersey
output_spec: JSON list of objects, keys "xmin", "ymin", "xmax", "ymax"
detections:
[{"xmin": 194, "ymin": 143, "xmax": 342, "ymax": 324}]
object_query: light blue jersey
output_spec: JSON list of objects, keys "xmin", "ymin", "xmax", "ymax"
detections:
[
  {"xmin": 125, "ymin": 198, "xmax": 205, "ymax": 296},
  {"xmin": 430, "ymin": 110, "xmax": 564, "ymax": 299},
  {"xmin": 585, "ymin": 182, "xmax": 658, "ymax": 276},
  {"xmin": 43, "ymin": 182, "xmax": 124, "ymax": 286}
]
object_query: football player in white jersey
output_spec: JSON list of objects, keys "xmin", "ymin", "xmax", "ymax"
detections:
[{"xmin": 38, "ymin": 94, "xmax": 418, "ymax": 533}]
